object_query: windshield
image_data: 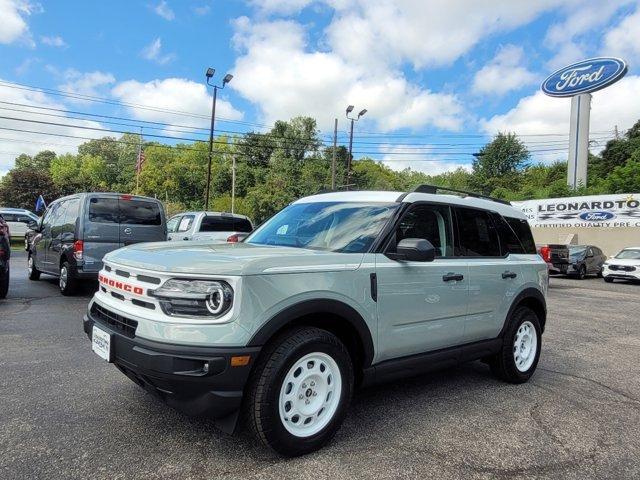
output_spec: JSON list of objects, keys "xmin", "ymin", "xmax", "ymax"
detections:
[
  {"xmin": 569, "ymin": 246, "xmax": 587, "ymax": 257},
  {"xmin": 615, "ymin": 249, "xmax": 640, "ymax": 260},
  {"xmin": 246, "ymin": 202, "xmax": 398, "ymax": 253}
]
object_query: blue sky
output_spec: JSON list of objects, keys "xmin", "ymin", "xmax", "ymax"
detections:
[{"xmin": 1, "ymin": 0, "xmax": 640, "ymax": 176}]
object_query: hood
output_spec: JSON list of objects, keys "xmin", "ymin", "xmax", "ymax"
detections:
[
  {"xmin": 606, "ymin": 258, "xmax": 640, "ymax": 266},
  {"xmin": 103, "ymin": 241, "xmax": 365, "ymax": 276}
]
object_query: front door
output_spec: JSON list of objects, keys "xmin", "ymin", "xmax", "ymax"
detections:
[{"xmin": 375, "ymin": 203, "xmax": 469, "ymax": 362}]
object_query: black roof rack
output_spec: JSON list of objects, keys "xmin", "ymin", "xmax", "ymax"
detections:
[{"xmin": 412, "ymin": 184, "xmax": 511, "ymax": 205}]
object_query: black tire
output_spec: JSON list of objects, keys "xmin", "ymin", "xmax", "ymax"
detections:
[
  {"xmin": 24, "ymin": 235, "xmax": 29, "ymax": 251},
  {"xmin": 489, "ymin": 306, "xmax": 541, "ymax": 384},
  {"xmin": 576, "ymin": 265, "xmax": 586, "ymax": 280},
  {"xmin": 604, "ymin": 277, "xmax": 614, "ymax": 283},
  {"xmin": 27, "ymin": 255, "xmax": 40, "ymax": 281},
  {"xmin": 59, "ymin": 261, "xmax": 77, "ymax": 296},
  {"xmin": 244, "ymin": 326, "xmax": 354, "ymax": 457},
  {"xmin": 0, "ymin": 264, "xmax": 8, "ymax": 299}
]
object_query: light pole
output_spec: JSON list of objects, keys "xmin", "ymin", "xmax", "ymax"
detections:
[
  {"xmin": 204, "ymin": 67, "xmax": 233, "ymax": 210},
  {"xmin": 345, "ymin": 105, "xmax": 367, "ymax": 190}
]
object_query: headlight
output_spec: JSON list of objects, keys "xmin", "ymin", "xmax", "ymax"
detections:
[{"xmin": 150, "ymin": 279, "xmax": 233, "ymax": 318}]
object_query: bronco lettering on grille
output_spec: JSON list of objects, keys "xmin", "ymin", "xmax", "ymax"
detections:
[{"xmin": 98, "ymin": 274, "xmax": 144, "ymax": 295}]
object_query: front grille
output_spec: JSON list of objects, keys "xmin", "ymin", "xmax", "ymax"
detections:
[
  {"xmin": 609, "ymin": 265, "xmax": 636, "ymax": 272},
  {"xmin": 91, "ymin": 303, "xmax": 138, "ymax": 337}
]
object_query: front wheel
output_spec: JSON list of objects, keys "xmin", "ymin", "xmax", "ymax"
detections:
[
  {"xmin": 489, "ymin": 306, "xmax": 541, "ymax": 384},
  {"xmin": 576, "ymin": 265, "xmax": 587, "ymax": 280},
  {"xmin": 27, "ymin": 255, "xmax": 40, "ymax": 281},
  {"xmin": 604, "ymin": 277, "xmax": 614, "ymax": 283},
  {"xmin": 244, "ymin": 327, "xmax": 354, "ymax": 457}
]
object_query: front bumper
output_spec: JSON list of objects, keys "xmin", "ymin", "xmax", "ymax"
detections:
[
  {"xmin": 602, "ymin": 266, "xmax": 640, "ymax": 281},
  {"xmin": 83, "ymin": 310, "xmax": 261, "ymax": 429}
]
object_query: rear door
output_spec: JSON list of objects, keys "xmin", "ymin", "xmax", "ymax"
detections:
[
  {"xmin": 455, "ymin": 207, "xmax": 521, "ymax": 344},
  {"xmin": 118, "ymin": 196, "xmax": 165, "ymax": 246},
  {"xmin": 83, "ymin": 196, "xmax": 120, "ymax": 273}
]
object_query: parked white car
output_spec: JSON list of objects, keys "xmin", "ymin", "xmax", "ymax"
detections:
[
  {"xmin": 602, "ymin": 247, "xmax": 640, "ymax": 283},
  {"xmin": 0, "ymin": 208, "xmax": 39, "ymax": 238},
  {"xmin": 167, "ymin": 211, "xmax": 253, "ymax": 243}
]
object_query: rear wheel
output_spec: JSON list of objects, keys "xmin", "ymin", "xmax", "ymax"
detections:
[
  {"xmin": 244, "ymin": 327, "xmax": 354, "ymax": 457},
  {"xmin": 0, "ymin": 264, "xmax": 9, "ymax": 298},
  {"xmin": 489, "ymin": 306, "xmax": 541, "ymax": 384},
  {"xmin": 27, "ymin": 255, "xmax": 40, "ymax": 281},
  {"xmin": 59, "ymin": 262, "xmax": 77, "ymax": 296}
]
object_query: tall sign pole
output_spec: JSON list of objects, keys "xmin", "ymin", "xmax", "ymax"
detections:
[{"xmin": 541, "ymin": 57, "xmax": 627, "ymax": 189}]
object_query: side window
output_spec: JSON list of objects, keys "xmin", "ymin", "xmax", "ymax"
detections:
[
  {"xmin": 166, "ymin": 216, "xmax": 181, "ymax": 233},
  {"xmin": 455, "ymin": 207, "xmax": 501, "ymax": 257},
  {"xmin": 177, "ymin": 215, "xmax": 195, "ymax": 232},
  {"xmin": 63, "ymin": 199, "xmax": 80, "ymax": 233},
  {"xmin": 41, "ymin": 205, "xmax": 57, "ymax": 230},
  {"xmin": 394, "ymin": 204, "xmax": 454, "ymax": 257},
  {"xmin": 2, "ymin": 213, "xmax": 15, "ymax": 221},
  {"xmin": 491, "ymin": 213, "xmax": 525, "ymax": 255},
  {"xmin": 50, "ymin": 202, "xmax": 67, "ymax": 237},
  {"xmin": 504, "ymin": 217, "xmax": 537, "ymax": 254},
  {"xmin": 88, "ymin": 197, "xmax": 119, "ymax": 224}
]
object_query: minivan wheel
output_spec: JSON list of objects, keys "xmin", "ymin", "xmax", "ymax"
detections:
[
  {"xmin": 27, "ymin": 255, "xmax": 40, "ymax": 281},
  {"xmin": 489, "ymin": 306, "xmax": 541, "ymax": 384},
  {"xmin": 244, "ymin": 327, "xmax": 354, "ymax": 457},
  {"xmin": 59, "ymin": 262, "xmax": 77, "ymax": 296}
]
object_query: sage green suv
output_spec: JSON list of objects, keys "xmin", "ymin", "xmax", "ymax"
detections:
[{"xmin": 84, "ymin": 186, "xmax": 548, "ymax": 456}]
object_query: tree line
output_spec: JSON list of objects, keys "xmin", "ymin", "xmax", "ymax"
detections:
[{"xmin": 1, "ymin": 116, "xmax": 639, "ymax": 224}]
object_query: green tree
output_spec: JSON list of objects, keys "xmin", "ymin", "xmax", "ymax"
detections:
[
  {"xmin": 605, "ymin": 153, "xmax": 640, "ymax": 193},
  {"xmin": 471, "ymin": 132, "xmax": 530, "ymax": 195},
  {"xmin": 0, "ymin": 168, "xmax": 60, "ymax": 210}
]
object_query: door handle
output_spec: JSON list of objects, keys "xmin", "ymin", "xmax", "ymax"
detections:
[
  {"xmin": 502, "ymin": 271, "xmax": 517, "ymax": 279},
  {"xmin": 442, "ymin": 273, "xmax": 464, "ymax": 282}
]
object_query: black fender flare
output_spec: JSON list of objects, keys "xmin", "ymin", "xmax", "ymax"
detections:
[
  {"xmin": 247, "ymin": 299, "xmax": 375, "ymax": 368},
  {"xmin": 500, "ymin": 287, "xmax": 547, "ymax": 336}
]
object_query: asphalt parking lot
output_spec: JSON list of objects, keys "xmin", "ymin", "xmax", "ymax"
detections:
[{"xmin": 1, "ymin": 250, "xmax": 639, "ymax": 480}]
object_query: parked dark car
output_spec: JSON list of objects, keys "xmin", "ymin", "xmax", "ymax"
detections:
[
  {"xmin": 28, "ymin": 193, "xmax": 167, "ymax": 295},
  {"xmin": 538, "ymin": 244, "xmax": 606, "ymax": 279},
  {"xmin": 0, "ymin": 213, "xmax": 10, "ymax": 298}
]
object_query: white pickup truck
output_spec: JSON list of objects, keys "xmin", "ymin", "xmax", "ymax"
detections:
[{"xmin": 166, "ymin": 211, "xmax": 253, "ymax": 243}]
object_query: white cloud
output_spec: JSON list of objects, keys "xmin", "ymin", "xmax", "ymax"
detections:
[
  {"xmin": 140, "ymin": 37, "xmax": 176, "ymax": 65},
  {"xmin": 58, "ymin": 70, "xmax": 115, "ymax": 100},
  {"xmin": 192, "ymin": 4, "xmax": 211, "ymax": 15},
  {"xmin": 380, "ymin": 144, "xmax": 472, "ymax": 174},
  {"xmin": 0, "ymin": 0, "xmax": 38, "ymax": 46},
  {"xmin": 249, "ymin": 0, "xmax": 313, "ymax": 14},
  {"xmin": 479, "ymin": 75, "xmax": 640, "ymax": 159},
  {"xmin": 111, "ymin": 78, "xmax": 243, "ymax": 135},
  {"xmin": 40, "ymin": 35, "xmax": 66, "ymax": 47},
  {"xmin": 602, "ymin": 6, "xmax": 640, "ymax": 63},
  {"xmin": 153, "ymin": 0, "xmax": 174, "ymax": 20},
  {"xmin": 472, "ymin": 44, "xmax": 537, "ymax": 96},
  {"xmin": 0, "ymin": 80, "xmax": 104, "ymax": 173},
  {"xmin": 231, "ymin": 17, "xmax": 464, "ymax": 132}
]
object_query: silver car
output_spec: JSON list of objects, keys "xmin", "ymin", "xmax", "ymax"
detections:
[
  {"xmin": 167, "ymin": 211, "xmax": 253, "ymax": 243},
  {"xmin": 0, "ymin": 208, "xmax": 39, "ymax": 239},
  {"xmin": 84, "ymin": 186, "xmax": 547, "ymax": 456}
]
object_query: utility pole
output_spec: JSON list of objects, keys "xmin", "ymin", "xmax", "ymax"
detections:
[
  {"xmin": 135, "ymin": 126, "xmax": 143, "ymax": 194},
  {"xmin": 332, "ymin": 118, "xmax": 337, "ymax": 190},
  {"xmin": 345, "ymin": 105, "xmax": 367, "ymax": 190},
  {"xmin": 231, "ymin": 155, "xmax": 236, "ymax": 214}
]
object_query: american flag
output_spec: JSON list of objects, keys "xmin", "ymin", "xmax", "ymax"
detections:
[{"xmin": 135, "ymin": 150, "xmax": 146, "ymax": 173}]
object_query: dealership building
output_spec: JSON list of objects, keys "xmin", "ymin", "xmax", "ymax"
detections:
[{"xmin": 512, "ymin": 193, "xmax": 640, "ymax": 256}]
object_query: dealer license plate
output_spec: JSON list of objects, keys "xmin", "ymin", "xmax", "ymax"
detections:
[{"xmin": 92, "ymin": 325, "xmax": 111, "ymax": 362}]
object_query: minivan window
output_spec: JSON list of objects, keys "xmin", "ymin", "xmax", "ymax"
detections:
[
  {"xmin": 89, "ymin": 197, "xmax": 119, "ymax": 224},
  {"xmin": 200, "ymin": 216, "xmax": 253, "ymax": 233},
  {"xmin": 504, "ymin": 217, "xmax": 536, "ymax": 254},
  {"xmin": 395, "ymin": 204, "xmax": 454, "ymax": 257},
  {"xmin": 455, "ymin": 207, "xmax": 501, "ymax": 257},
  {"xmin": 120, "ymin": 199, "xmax": 162, "ymax": 225},
  {"xmin": 63, "ymin": 198, "xmax": 80, "ymax": 233}
]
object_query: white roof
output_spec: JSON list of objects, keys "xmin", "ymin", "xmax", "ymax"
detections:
[
  {"xmin": 295, "ymin": 190, "xmax": 527, "ymax": 219},
  {"xmin": 171, "ymin": 211, "xmax": 250, "ymax": 220}
]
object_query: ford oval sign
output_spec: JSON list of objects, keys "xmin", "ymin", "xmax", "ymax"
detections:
[
  {"xmin": 541, "ymin": 57, "xmax": 627, "ymax": 97},
  {"xmin": 578, "ymin": 211, "xmax": 616, "ymax": 221}
]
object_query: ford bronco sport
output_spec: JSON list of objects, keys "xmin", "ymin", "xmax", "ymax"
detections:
[{"xmin": 84, "ymin": 185, "xmax": 547, "ymax": 456}]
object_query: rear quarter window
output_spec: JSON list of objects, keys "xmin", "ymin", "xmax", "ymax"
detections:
[{"xmin": 504, "ymin": 217, "xmax": 537, "ymax": 254}]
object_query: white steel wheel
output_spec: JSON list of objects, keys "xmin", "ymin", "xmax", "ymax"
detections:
[
  {"xmin": 278, "ymin": 352, "xmax": 342, "ymax": 438},
  {"xmin": 513, "ymin": 320, "xmax": 538, "ymax": 372}
]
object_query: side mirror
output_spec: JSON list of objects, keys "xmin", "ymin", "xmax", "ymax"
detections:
[
  {"xmin": 390, "ymin": 238, "xmax": 436, "ymax": 262},
  {"xmin": 27, "ymin": 220, "xmax": 39, "ymax": 230}
]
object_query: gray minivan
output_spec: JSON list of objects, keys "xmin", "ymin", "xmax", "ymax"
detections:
[{"xmin": 28, "ymin": 193, "xmax": 166, "ymax": 295}]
